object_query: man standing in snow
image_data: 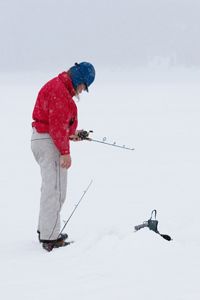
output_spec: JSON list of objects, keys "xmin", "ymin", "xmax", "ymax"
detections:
[{"xmin": 31, "ymin": 62, "xmax": 95, "ymax": 252}]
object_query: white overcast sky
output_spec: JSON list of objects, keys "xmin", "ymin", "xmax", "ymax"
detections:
[{"xmin": 0, "ymin": 0, "xmax": 199, "ymax": 71}]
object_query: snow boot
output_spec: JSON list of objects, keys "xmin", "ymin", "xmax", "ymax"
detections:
[
  {"xmin": 42, "ymin": 239, "xmax": 71, "ymax": 252},
  {"xmin": 37, "ymin": 230, "xmax": 68, "ymax": 243}
]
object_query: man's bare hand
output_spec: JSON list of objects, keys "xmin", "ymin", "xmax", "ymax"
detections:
[
  {"xmin": 69, "ymin": 134, "xmax": 82, "ymax": 141},
  {"xmin": 69, "ymin": 129, "xmax": 86, "ymax": 141},
  {"xmin": 60, "ymin": 154, "xmax": 71, "ymax": 169},
  {"xmin": 69, "ymin": 130, "xmax": 93, "ymax": 141}
]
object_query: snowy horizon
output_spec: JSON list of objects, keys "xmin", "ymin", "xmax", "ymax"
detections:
[{"xmin": 0, "ymin": 0, "xmax": 200, "ymax": 71}]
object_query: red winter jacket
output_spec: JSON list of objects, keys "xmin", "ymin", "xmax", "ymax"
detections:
[{"xmin": 32, "ymin": 72, "xmax": 78, "ymax": 155}]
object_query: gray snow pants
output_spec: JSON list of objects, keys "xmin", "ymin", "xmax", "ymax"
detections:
[{"xmin": 31, "ymin": 128, "xmax": 68, "ymax": 240}]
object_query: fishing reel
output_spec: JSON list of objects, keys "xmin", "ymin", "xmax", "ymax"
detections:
[
  {"xmin": 134, "ymin": 210, "xmax": 172, "ymax": 241},
  {"xmin": 77, "ymin": 130, "xmax": 93, "ymax": 140}
]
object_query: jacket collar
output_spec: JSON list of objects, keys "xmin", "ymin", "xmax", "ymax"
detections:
[{"xmin": 58, "ymin": 72, "xmax": 76, "ymax": 97}]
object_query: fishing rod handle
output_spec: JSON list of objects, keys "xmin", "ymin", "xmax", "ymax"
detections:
[{"xmin": 134, "ymin": 222, "xmax": 148, "ymax": 231}]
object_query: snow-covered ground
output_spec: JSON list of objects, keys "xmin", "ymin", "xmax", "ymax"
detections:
[{"xmin": 0, "ymin": 67, "xmax": 200, "ymax": 300}]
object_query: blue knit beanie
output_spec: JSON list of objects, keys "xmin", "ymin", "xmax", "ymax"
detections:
[{"xmin": 69, "ymin": 62, "xmax": 95, "ymax": 92}]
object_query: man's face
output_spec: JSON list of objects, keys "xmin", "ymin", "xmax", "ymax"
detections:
[{"xmin": 76, "ymin": 83, "xmax": 86, "ymax": 94}]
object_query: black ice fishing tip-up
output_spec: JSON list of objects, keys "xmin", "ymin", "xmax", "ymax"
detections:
[{"xmin": 134, "ymin": 210, "xmax": 172, "ymax": 241}]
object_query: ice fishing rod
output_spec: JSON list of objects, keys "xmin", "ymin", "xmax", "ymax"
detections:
[
  {"xmin": 134, "ymin": 209, "xmax": 172, "ymax": 241},
  {"xmin": 58, "ymin": 180, "xmax": 93, "ymax": 238},
  {"xmin": 78, "ymin": 130, "xmax": 134, "ymax": 151}
]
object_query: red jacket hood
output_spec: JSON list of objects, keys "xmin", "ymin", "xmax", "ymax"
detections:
[{"xmin": 58, "ymin": 72, "xmax": 76, "ymax": 97}]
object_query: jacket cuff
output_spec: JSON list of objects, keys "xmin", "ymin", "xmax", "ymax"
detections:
[{"xmin": 60, "ymin": 149, "xmax": 70, "ymax": 155}]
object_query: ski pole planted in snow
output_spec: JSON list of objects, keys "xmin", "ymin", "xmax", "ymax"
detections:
[{"xmin": 78, "ymin": 130, "xmax": 134, "ymax": 151}]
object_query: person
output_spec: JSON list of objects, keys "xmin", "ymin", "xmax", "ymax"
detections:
[{"xmin": 31, "ymin": 62, "xmax": 95, "ymax": 252}]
